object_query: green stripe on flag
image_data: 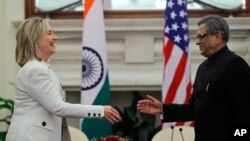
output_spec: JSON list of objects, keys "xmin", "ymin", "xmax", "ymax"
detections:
[
  {"xmin": 93, "ymin": 74, "xmax": 111, "ymax": 105},
  {"xmin": 82, "ymin": 74, "xmax": 112, "ymax": 139}
]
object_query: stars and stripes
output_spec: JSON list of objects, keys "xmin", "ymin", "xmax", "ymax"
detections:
[{"xmin": 162, "ymin": 0, "xmax": 193, "ymax": 127}]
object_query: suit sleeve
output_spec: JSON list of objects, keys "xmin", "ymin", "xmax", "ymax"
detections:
[
  {"xmin": 225, "ymin": 58, "xmax": 250, "ymax": 125},
  {"xmin": 162, "ymin": 92, "xmax": 195, "ymax": 122},
  {"xmin": 26, "ymin": 66, "xmax": 104, "ymax": 118},
  {"xmin": 162, "ymin": 103, "xmax": 194, "ymax": 122}
]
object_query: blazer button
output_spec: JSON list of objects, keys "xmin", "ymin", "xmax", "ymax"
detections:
[
  {"xmin": 98, "ymin": 113, "xmax": 101, "ymax": 117},
  {"xmin": 88, "ymin": 113, "xmax": 91, "ymax": 116},
  {"xmin": 42, "ymin": 121, "xmax": 46, "ymax": 126},
  {"xmin": 93, "ymin": 113, "xmax": 96, "ymax": 117}
]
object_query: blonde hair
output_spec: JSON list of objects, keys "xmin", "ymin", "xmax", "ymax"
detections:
[{"xmin": 15, "ymin": 17, "xmax": 49, "ymax": 67}]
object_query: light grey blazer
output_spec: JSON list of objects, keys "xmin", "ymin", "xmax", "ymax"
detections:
[{"xmin": 6, "ymin": 59, "xmax": 103, "ymax": 141}]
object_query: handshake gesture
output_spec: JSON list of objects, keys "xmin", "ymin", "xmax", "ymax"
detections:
[{"xmin": 103, "ymin": 106, "xmax": 122, "ymax": 124}]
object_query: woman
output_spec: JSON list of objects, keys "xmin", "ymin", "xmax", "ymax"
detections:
[{"xmin": 6, "ymin": 17, "xmax": 121, "ymax": 141}]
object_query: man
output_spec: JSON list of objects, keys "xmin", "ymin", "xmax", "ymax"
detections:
[{"xmin": 137, "ymin": 15, "xmax": 250, "ymax": 141}]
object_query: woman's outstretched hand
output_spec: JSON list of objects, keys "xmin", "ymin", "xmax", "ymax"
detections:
[{"xmin": 103, "ymin": 106, "xmax": 122, "ymax": 124}]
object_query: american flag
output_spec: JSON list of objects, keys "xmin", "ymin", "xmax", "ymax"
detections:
[{"xmin": 162, "ymin": 0, "xmax": 193, "ymax": 128}]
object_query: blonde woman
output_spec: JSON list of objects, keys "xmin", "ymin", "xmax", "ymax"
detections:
[{"xmin": 6, "ymin": 17, "xmax": 121, "ymax": 141}]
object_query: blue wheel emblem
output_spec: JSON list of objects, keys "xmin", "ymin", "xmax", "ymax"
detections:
[{"xmin": 82, "ymin": 46, "xmax": 104, "ymax": 90}]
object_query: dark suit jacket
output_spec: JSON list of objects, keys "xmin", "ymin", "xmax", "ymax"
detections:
[{"xmin": 162, "ymin": 46, "xmax": 250, "ymax": 141}]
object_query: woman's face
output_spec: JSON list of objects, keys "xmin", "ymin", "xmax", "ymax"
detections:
[{"xmin": 37, "ymin": 23, "xmax": 58, "ymax": 61}]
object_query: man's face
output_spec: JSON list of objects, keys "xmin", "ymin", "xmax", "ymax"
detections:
[{"xmin": 196, "ymin": 24, "xmax": 220, "ymax": 58}]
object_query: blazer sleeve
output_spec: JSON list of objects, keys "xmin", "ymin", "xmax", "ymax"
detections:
[{"xmin": 25, "ymin": 66, "xmax": 104, "ymax": 118}]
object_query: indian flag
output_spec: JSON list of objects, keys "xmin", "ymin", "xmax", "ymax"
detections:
[{"xmin": 81, "ymin": 0, "xmax": 112, "ymax": 139}]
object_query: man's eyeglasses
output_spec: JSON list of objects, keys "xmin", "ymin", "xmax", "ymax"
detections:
[{"xmin": 196, "ymin": 33, "xmax": 214, "ymax": 41}]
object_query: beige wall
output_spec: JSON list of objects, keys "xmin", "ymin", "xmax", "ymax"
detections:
[
  {"xmin": 0, "ymin": 0, "xmax": 6, "ymax": 100},
  {"xmin": 0, "ymin": 0, "xmax": 24, "ymax": 131},
  {"xmin": 0, "ymin": 0, "xmax": 24, "ymax": 99}
]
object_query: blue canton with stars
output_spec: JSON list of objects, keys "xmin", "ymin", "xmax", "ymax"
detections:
[{"xmin": 164, "ymin": 0, "xmax": 189, "ymax": 54}]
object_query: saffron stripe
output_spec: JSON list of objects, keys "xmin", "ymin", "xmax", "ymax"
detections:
[{"xmin": 83, "ymin": 0, "xmax": 94, "ymax": 21}]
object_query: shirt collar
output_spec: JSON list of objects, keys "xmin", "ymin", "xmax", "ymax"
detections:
[{"xmin": 207, "ymin": 45, "xmax": 229, "ymax": 62}]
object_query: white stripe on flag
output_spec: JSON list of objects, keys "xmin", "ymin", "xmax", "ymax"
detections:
[
  {"xmin": 162, "ymin": 0, "xmax": 193, "ymax": 128},
  {"xmin": 81, "ymin": 0, "xmax": 107, "ymax": 105},
  {"xmin": 81, "ymin": 0, "xmax": 112, "ymax": 139},
  {"xmin": 162, "ymin": 40, "xmax": 183, "ymax": 101}
]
